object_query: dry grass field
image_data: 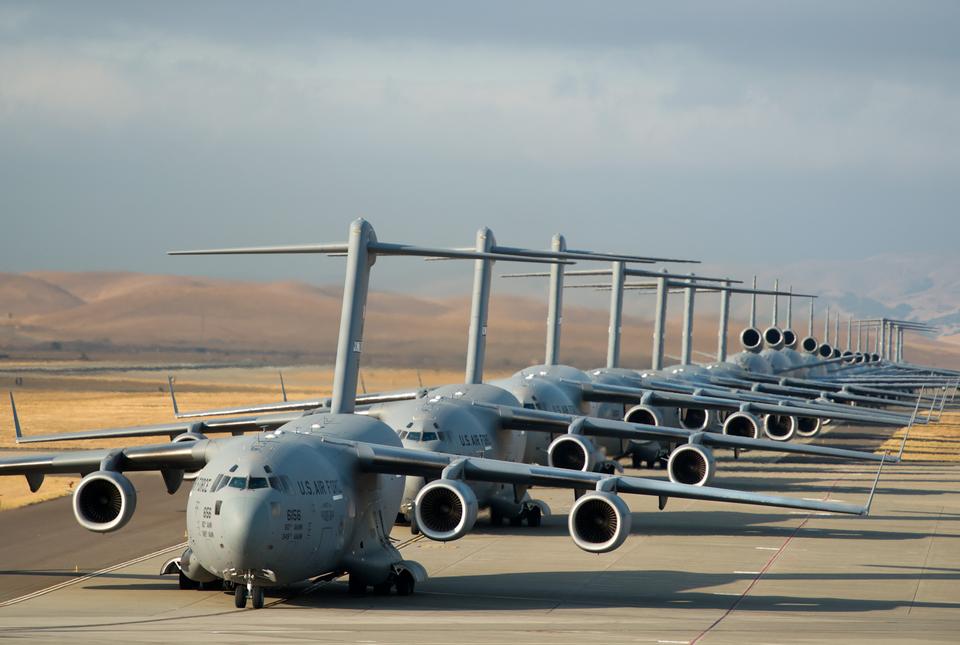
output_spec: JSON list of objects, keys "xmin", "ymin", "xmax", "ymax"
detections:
[{"xmin": 0, "ymin": 365, "xmax": 501, "ymax": 510}]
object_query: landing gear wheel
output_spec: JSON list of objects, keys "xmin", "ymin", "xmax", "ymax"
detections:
[
  {"xmin": 410, "ymin": 517, "xmax": 421, "ymax": 535},
  {"xmin": 600, "ymin": 462, "xmax": 617, "ymax": 475},
  {"xmin": 509, "ymin": 515, "xmax": 522, "ymax": 527},
  {"xmin": 490, "ymin": 507, "xmax": 503, "ymax": 526},
  {"xmin": 178, "ymin": 570, "xmax": 199, "ymax": 590},
  {"xmin": 222, "ymin": 580, "xmax": 236, "ymax": 593},
  {"xmin": 373, "ymin": 581, "xmax": 393, "ymax": 595},
  {"xmin": 234, "ymin": 585, "xmax": 248, "ymax": 609},
  {"xmin": 395, "ymin": 570, "xmax": 415, "ymax": 596},
  {"xmin": 251, "ymin": 585, "xmax": 265, "ymax": 609},
  {"xmin": 348, "ymin": 575, "xmax": 367, "ymax": 596},
  {"xmin": 526, "ymin": 506, "xmax": 542, "ymax": 527},
  {"xmin": 631, "ymin": 453, "xmax": 643, "ymax": 469}
]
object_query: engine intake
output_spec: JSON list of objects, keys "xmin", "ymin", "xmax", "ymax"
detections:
[
  {"xmin": 722, "ymin": 411, "xmax": 761, "ymax": 439},
  {"xmin": 413, "ymin": 479, "xmax": 478, "ymax": 542},
  {"xmin": 740, "ymin": 328, "xmax": 763, "ymax": 353},
  {"xmin": 624, "ymin": 404, "xmax": 664, "ymax": 427},
  {"xmin": 677, "ymin": 407, "xmax": 711, "ymax": 431},
  {"xmin": 817, "ymin": 343, "xmax": 834, "ymax": 359},
  {"xmin": 73, "ymin": 471, "xmax": 137, "ymax": 533},
  {"xmin": 547, "ymin": 435, "xmax": 598, "ymax": 472},
  {"xmin": 763, "ymin": 327, "xmax": 785, "ymax": 350},
  {"xmin": 667, "ymin": 444, "xmax": 716, "ymax": 487},
  {"xmin": 763, "ymin": 414, "xmax": 797, "ymax": 441},
  {"xmin": 568, "ymin": 491, "xmax": 632, "ymax": 553},
  {"xmin": 801, "ymin": 336, "xmax": 819, "ymax": 353},
  {"xmin": 795, "ymin": 416, "xmax": 822, "ymax": 438},
  {"xmin": 782, "ymin": 329, "xmax": 798, "ymax": 349}
]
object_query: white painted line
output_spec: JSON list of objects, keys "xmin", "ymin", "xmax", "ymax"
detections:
[
  {"xmin": 658, "ymin": 641, "xmax": 689, "ymax": 644},
  {"xmin": 734, "ymin": 570, "xmax": 761, "ymax": 575},
  {"xmin": 0, "ymin": 541, "xmax": 187, "ymax": 608},
  {"xmin": 755, "ymin": 546, "xmax": 780, "ymax": 551},
  {"xmin": 711, "ymin": 592, "xmax": 741, "ymax": 596}
]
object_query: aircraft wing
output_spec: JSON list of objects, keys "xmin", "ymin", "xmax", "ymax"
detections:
[
  {"xmin": 574, "ymin": 381, "xmax": 917, "ymax": 426},
  {"xmin": 355, "ymin": 442, "xmax": 878, "ymax": 516},
  {"xmin": 470, "ymin": 402, "xmax": 895, "ymax": 463},
  {"xmin": 0, "ymin": 440, "xmax": 213, "ymax": 479},
  {"xmin": 9, "ymin": 393, "xmax": 303, "ymax": 444}
]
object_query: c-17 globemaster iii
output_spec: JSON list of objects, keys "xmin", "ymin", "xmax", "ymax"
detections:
[{"xmin": 1, "ymin": 220, "xmax": 891, "ymax": 610}]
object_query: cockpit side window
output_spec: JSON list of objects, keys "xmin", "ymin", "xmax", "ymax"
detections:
[
  {"xmin": 213, "ymin": 476, "xmax": 229, "ymax": 492},
  {"xmin": 268, "ymin": 476, "xmax": 282, "ymax": 491},
  {"xmin": 279, "ymin": 475, "xmax": 293, "ymax": 494},
  {"xmin": 211, "ymin": 474, "xmax": 224, "ymax": 491}
]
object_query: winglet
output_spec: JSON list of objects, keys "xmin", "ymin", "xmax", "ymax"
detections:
[
  {"xmin": 10, "ymin": 391, "xmax": 23, "ymax": 442},
  {"xmin": 862, "ymin": 452, "xmax": 887, "ymax": 516},
  {"xmin": 279, "ymin": 371, "xmax": 288, "ymax": 402},
  {"xmin": 167, "ymin": 375, "xmax": 181, "ymax": 417}
]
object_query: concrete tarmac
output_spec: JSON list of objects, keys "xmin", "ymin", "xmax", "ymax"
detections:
[{"xmin": 1, "ymin": 425, "xmax": 958, "ymax": 644}]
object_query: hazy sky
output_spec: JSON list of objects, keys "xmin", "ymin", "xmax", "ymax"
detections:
[{"xmin": 2, "ymin": 1, "xmax": 958, "ymax": 293}]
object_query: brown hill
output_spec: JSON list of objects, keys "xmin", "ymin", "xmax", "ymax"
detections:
[{"xmin": 2, "ymin": 271, "xmax": 959, "ymax": 371}]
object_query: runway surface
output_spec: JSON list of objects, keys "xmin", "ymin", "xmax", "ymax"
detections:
[{"xmin": 1, "ymin": 424, "xmax": 958, "ymax": 644}]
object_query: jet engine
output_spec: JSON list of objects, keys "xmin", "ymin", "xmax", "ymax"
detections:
[
  {"xmin": 722, "ymin": 411, "xmax": 762, "ymax": 439},
  {"xmin": 172, "ymin": 431, "xmax": 207, "ymax": 480},
  {"xmin": 623, "ymin": 404, "xmax": 665, "ymax": 427},
  {"xmin": 740, "ymin": 327, "xmax": 763, "ymax": 353},
  {"xmin": 568, "ymin": 491, "xmax": 632, "ymax": 553},
  {"xmin": 763, "ymin": 327, "xmax": 785, "ymax": 350},
  {"xmin": 763, "ymin": 414, "xmax": 797, "ymax": 441},
  {"xmin": 801, "ymin": 337, "xmax": 819, "ymax": 353},
  {"xmin": 795, "ymin": 416, "xmax": 822, "ymax": 438},
  {"xmin": 413, "ymin": 479, "xmax": 478, "ymax": 542},
  {"xmin": 73, "ymin": 470, "xmax": 137, "ymax": 533},
  {"xmin": 547, "ymin": 435, "xmax": 598, "ymax": 472},
  {"xmin": 782, "ymin": 329, "xmax": 798, "ymax": 349},
  {"xmin": 817, "ymin": 343, "xmax": 834, "ymax": 359},
  {"xmin": 666, "ymin": 444, "xmax": 716, "ymax": 487},
  {"xmin": 677, "ymin": 407, "xmax": 712, "ymax": 431}
]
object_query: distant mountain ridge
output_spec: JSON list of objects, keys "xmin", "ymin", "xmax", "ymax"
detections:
[{"xmin": 2, "ymin": 270, "xmax": 958, "ymax": 370}]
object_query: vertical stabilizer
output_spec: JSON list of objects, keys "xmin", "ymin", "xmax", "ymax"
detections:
[
  {"xmin": 465, "ymin": 228, "xmax": 495, "ymax": 384},
  {"xmin": 680, "ymin": 274, "xmax": 696, "ymax": 365},
  {"xmin": 652, "ymin": 269, "xmax": 669, "ymax": 370},
  {"xmin": 606, "ymin": 261, "xmax": 626, "ymax": 368},
  {"xmin": 545, "ymin": 234, "xmax": 566, "ymax": 366}
]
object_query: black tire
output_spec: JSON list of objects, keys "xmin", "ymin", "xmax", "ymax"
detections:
[
  {"xmin": 526, "ymin": 506, "xmax": 542, "ymax": 528},
  {"xmin": 490, "ymin": 507, "xmax": 503, "ymax": 526},
  {"xmin": 509, "ymin": 515, "xmax": 522, "ymax": 527},
  {"xmin": 251, "ymin": 586, "xmax": 265, "ymax": 609},
  {"xmin": 373, "ymin": 581, "xmax": 393, "ymax": 595},
  {"xmin": 631, "ymin": 453, "xmax": 642, "ymax": 469},
  {"xmin": 234, "ymin": 585, "xmax": 247, "ymax": 609},
  {"xmin": 395, "ymin": 571, "xmax": 415, "ymax": 596},
  {"xmin": 178, "ymin": 570, "xmax": 199, "ymax": 590},
  {"xmin": 348, "ymin": 575, "xmax": 367, "ymax": 596}
]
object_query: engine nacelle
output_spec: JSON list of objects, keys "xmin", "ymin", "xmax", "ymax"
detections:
[
  {"xmin": 667, "ymin": 444, "xmax": 716, "ymax": 487},
  {"xmin": 795, "ymin": 416, "xmax": 822, "ymax": 438},
  {"xmin": 172, "ymin": 432, "xmax": 207, "ymax": 481},
  {"xmin": 763, "ymin": 414, "xmax": 797, "ymax": 441},
  {"xmin": 568, "ymin": 491, "xmax": 632, "ymax": 553},
  {"xmin": 722, "ymin": 411, "xmax": 761, "ymax": 439},
  {"xmin": 817, "ymin": 343, "xmax": 834, "ymax": 359},
  {"xmin": 547, "ymin": 434, "xmax": 598, "ymax": 472},
  {"xmin": 801, "ymin": 336, "xmax": 819, "ymax": 353},
  {"xmin": 831, "ymin": 348, "xmax": 842, "ymax": 359},
  {"xmin": 763, "ymin": 327, "xmax": 785, "ymax": 350},
  {"xmin": 624, "ymin": 404, "xmax": 665, "ymax": 427},
  {"xmin": 413, "ymin": 479, "xmax": 478, "ymax": 542},
  {"xmin": 740, "ymin": 327, "xmax": 763, "ymax": 353},
  {"xmin": 782, "ymin": 329, "xmax": 798, "ymax": 349},
  {"xmin": 677, "ymin": 407, "xmax": 711, "ymax": 431},
  {"xmin": 180, "ymin": 547, "xmax": 218, "ymax": 583},
  {"xmin": 72, "ymin": 470, "xmax": 137, "ymax": 533}
]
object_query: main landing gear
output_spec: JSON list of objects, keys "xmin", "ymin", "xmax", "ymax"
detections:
[
  {"xmin": 490, "ymin": 504, "xmax": 542, "ymax": 527},
  {"xmin": 348, "ymin": 570, "xmax": 416, "ymax": 597}
]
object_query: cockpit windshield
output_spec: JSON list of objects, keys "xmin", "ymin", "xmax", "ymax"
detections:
[{"xmin": 248, "ymin": 477, "xmax": 269, "ymax": 490}]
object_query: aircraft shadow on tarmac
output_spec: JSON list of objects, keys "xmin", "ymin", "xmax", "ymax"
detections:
[{"xmin": 273, "ymin": 567, "xmax": 960, "ymax": 614}]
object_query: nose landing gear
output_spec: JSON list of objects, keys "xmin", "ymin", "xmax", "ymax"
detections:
[{"xmin": 235, "ymin": 582, "xmax": 265, "ymax": 609}]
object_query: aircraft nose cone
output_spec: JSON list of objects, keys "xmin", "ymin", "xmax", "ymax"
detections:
[{"xmin": 220, "ymin": 496, "xmax": 272, "ymax": 570}]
